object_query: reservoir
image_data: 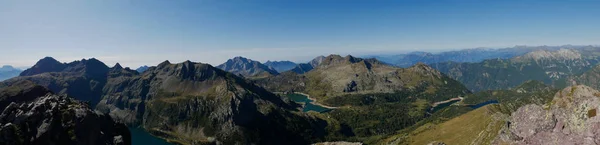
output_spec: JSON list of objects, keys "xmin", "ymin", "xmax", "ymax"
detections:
[
  {"xmin": 286, "ymin": 93, "xmax": 331, "ymax": 113},
  {"xmin": 129, "ymin": 127, "xmax": 172, "ymax": 145},
  {"xmin": 430, "ymin": 99, "xmax": 461, "ymax": 113},
  {"xmin": 468, "ymin": 100, "xmax": 499, "ymax": 109}
]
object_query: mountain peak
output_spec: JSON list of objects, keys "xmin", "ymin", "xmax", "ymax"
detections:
[
  {"xmin": 309, "ymin": 56, "xmax": 326, "ymax": 67},
  {"xmin": 1, "ymin": 65, "xmax": 14, "ymax": 69},
  {"xmin": 233, "ymin": 56, "xmax": 248, "ymax": 60},
  {"xmin": 135, "ymin": 65, "xmax": 150, "ymax": 73},
  {"xmin": 217, "ymin": 57, "xmax": 278, "ymax": 78},
  {"xmin": 158, "ymin": 60, "xmax": 171, "ymax": 68},
  {"xmin": 0, "ymin": 65, "xmax": 20, "ymax": 73},
  {"xmin": 229, "ymin": 56, "xmax": 252, "ymax": 64},
  {"xmin": 408, "ymin": 63, "xmax": 442, "ymax": 78},
  {"xmin": 20, "ymin": 57, "xmax": 66, "ymax": 76},
  {"xmin": 40, "ymin": 56, "xmax": 59, "ymax": 62},
  {"xmin": 113, "ymin": 63, "xmax": 123, "ymax": 69},
  {"xmin": 319, "ymin": 55, "xmax": 365, "ymax": 67}
]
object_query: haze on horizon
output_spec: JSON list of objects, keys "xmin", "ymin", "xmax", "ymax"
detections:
[{"xmin": 1, "ymin": 0, "xmax": 599, "ymax": 68}]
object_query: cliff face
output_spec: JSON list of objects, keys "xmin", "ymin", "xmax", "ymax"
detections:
[{"xmin": 0, "ymin": 81, "xmax": 131, "ymax": 145}]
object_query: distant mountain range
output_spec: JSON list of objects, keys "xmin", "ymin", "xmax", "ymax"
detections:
[
  {"xmin": 4, "ymin": 45, "xmax": 600, "ymax": 144},
  {"xmin": 364, "ymin": 45, "xmax": 595, "ymax": 67},
  {"xmin": 0, "ymin": 65, "xmax": 22, "ymax": 81},
  {"xmin": 431, "ymin": 48, "xmax": 600, "ymax": 92}
]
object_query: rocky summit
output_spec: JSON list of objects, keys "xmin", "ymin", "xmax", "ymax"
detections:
[
  {"xmin": 0, "ymin": 81, "xmax": 131, "ymax": 145},
  {"xmin": 216, "ymin": 56, "xmax": 279, "ymax": 78},
  {"xmin": 19, "ymin": 57, "xmax": 67, "ymax": 76}
]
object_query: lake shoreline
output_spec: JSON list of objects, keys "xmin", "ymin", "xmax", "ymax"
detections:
[{"xmin": 292, "ymin": 92, "xmax": 339, "ymax": 109}]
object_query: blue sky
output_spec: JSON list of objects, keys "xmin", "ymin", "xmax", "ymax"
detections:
[{"xmin": 1, "ymin": 0, "xmax": 599, "ymax": 68}]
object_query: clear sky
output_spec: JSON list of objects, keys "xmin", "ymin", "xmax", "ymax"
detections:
[{"xmin": 1, "ymin": 0, "xmax": 599, "ymax": 68}]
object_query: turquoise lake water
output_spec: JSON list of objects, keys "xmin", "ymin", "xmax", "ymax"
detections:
[
  {"xmin": 129, "ymin": 127, "xmax": 173, "ymax": 145},
  {"xmin": 286, "ymin": 93, "xmax": 331, "ymax": 113}
]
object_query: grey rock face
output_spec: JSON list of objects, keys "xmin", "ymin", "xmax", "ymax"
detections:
[
  {"xmin": 495, "ymin": 85, "xmax": 600, "ymax": 145},
  {"xmin": 509, "ymin": 104, "xmax": 556, "ymax": 139}
]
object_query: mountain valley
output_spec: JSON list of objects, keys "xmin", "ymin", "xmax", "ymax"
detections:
[{"xmin": 1, "ymin": 46, "xmax": 600, "ymax": 145}]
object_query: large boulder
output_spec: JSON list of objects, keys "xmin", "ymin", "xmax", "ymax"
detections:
[{"xmin": 496, "ymin": 85, "xmax": 600, "ymax": 144}]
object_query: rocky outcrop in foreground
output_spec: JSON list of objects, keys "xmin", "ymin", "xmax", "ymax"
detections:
[
  {"xmin": 0, "ymin": 84, "xmax": 130, "ymax": 145},
  {"xmin": 494, "ymin": 85, "xmax": 600, "ymax": 144}
]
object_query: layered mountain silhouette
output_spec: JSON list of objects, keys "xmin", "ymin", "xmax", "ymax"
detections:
[
  {"xmin": 8, "ymin": 47, "xmax": 599, "ymax": 144},
  {"xmin": 216, "ymin": 56, "xmax": 279, "ymax": 78},
  {"xmin": 366, "ymin": 45, "xmax": 576, "ymax": 67},
  {"xmin": 431, "ymin": 48, "xmax": 600, "ymax": 92},
  {"xmin": 0, "ymin": 65, "xmax": 22, "ymax": 81},
  {"xmin": 288, "ymin": 56, "xmax": 325, "ymax": 74},
  {"xmin": 2, "ymin": 57, "xmax": 329, "ymax": 145}
]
